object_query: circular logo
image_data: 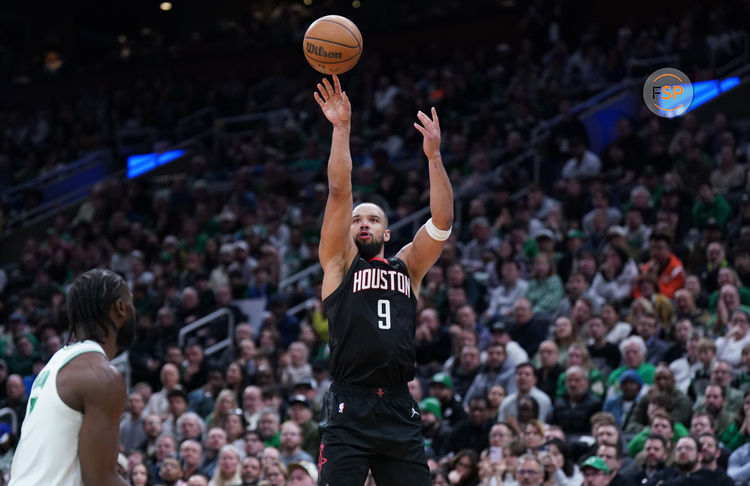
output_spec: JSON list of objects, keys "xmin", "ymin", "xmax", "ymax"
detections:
[{"xmin": 643, "ymin": 68, "xmax": 694, "ymax": 118}]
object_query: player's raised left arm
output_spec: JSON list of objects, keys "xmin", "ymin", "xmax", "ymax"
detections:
[{"xmin": 398, "ymin": 107, "xmax": 453, "ymax": 289}]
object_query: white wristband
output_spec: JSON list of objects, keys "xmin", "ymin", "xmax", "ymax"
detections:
[{"xmin": 425, "ymin": 218, "xmax": 452, "ymax": 241}]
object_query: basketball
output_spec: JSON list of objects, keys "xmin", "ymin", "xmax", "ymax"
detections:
[{"xmin": 303, "ymin": 15, "xmax": 362, "ymax": 75}]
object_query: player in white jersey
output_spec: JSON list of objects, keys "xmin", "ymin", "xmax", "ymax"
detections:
[{"xmin": 10, "ymin": 269, "xmax": 136, "ymax": 486}]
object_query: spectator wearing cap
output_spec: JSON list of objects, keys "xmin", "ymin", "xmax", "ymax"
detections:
[
  {"xmin": 603, "ymin": 369, "xmax": 645, "ymax": 430},
  {"xmin": 287, "ymin": 460, "xmax": 317, "ymax": 486},
  {"xmin": 429, "ymin": 372, "xmax": 468, "ymax": 427},
  {"xmin": 497, "ymin": 363, "xmax": 552, "ymax": 423},
  {"xmin": 488, "ymin": 320, "xmax": 529, "ymax": 370},
  {"xmin": 278, "ymin": 420, "xmax": 314, "ymax": 466},
  {"xmin": 580, "ymin": 455, "xmax": 609, "ymax": 486},
  {"xmin": 524, "ymin": 254, "xmax": 564, "ymax": 316},
  {"xmin": 485, "ymin": 260, "xmax": 529, "ymax": 320},
  {"xmin": 634, "ymin": 233, "xmax": 685, "ymax": 300},
  {"xmin": 419, "ymin": 397, "xmax": 451, "ymax": 458},
  {"xmin": 291, "ymin": 377, "xmax": 321, "ymax": 420},
  {"xmin": 286, "ymin": 394, "xmax": 319, "ymax": 459}
]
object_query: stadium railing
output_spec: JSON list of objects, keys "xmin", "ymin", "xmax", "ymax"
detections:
[{"xmin": 178, "ymin": 308, "xmax": 235, "ymax": 358}]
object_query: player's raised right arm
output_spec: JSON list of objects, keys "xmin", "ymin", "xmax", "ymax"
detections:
[{"xmin": 315, "ymin": 75, "xmax": 357, "ymax": 298}]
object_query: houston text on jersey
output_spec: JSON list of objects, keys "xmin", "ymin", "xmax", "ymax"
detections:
[{"xmin": 351, "ymin": 268, "xmax": 411, "ymax": 297}]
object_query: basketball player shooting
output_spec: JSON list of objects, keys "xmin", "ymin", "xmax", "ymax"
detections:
[
  {"xmin": 10, "ymin": 269, "xmax": 136, "ymax": 486},
  {"xmin": 314, "ymin": 74, "xmax": 453, "ymax": 485}
]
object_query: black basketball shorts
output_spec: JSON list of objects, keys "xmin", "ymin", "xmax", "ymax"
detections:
[{"xmin": 317, "ymin": 382, "xmax": 431, "ymax": 486}]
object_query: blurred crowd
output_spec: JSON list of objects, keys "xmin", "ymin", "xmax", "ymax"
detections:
[{"xmin": 0, "ymin": 1, "xmax": 749, "ymax": 486}]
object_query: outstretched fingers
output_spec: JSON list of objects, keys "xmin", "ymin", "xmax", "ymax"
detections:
[
  {"xmin": 332, "ymin": 74, "xmax": 342, "ymax": 94},
  {"xmin": 316, "ymin": 83, "xmax": 329, "ymax": 102},
  {"xmin": 322, "ymin": 77, "xmax": 334, "ymax": 98},
  {"xmin": 413, "ymin": 122, "xmax": 426, "ymax": 135},
  {"xmin": 431, "ymin": 107, "xmax": 440, "ymax": 130}
]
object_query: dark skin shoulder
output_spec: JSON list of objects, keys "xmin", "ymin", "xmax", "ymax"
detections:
[{"xmin": 58, "ymin": 351, "xmax": 129, "ymax": 486}]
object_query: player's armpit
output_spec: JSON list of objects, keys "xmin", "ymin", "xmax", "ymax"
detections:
[
  {"xmin": 78, "ymin": 363, "xmax": 129, "ymax": 486},
  {"xmin": 398, "ymin": 224, "xmax": 447, "ymax": 291}
]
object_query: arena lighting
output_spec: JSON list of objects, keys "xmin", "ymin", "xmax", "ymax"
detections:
[
  {"xmin": 127, "ymin": 149, "xmax": 186, "ymax": 178},
  {"xmin": 684, "ymin": 76, "xmax": 741, "ymax": 112},
  {"xmin": 352, "ymin": 0, "xmax": 361, "ymax": 7},
  {"xmin": 654, "ymin": 76, "xmax": 741, "ymax": 117},
  {"xmin": 160, "ymin": 2, "xmax": 173, "ymax": 11},
  {"xmin": 303, "ymin": 0, "xmax": 312, "ymax": 5}
]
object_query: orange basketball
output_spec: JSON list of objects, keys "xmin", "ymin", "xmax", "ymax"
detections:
[{"xmin": 303, "ymin": 15, "xmax": 362, "ymax": 75}]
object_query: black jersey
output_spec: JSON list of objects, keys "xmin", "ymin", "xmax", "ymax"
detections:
[{"xmin": 322, "ymin": 254, "xmax": 418, "ymax": 386}]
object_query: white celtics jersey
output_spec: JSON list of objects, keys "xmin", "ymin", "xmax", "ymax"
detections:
[{"xmin": 9, "ymin": 340, "xmax": 106, "ymax": 486}]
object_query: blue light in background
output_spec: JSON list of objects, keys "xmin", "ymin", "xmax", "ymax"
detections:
[
  {"xmin": 686, "ymin": 76, "xmax": 741, "ymax": 112},
  {"xmin": 127, "ymin": 149, "xmax": 186, "ymax": 178}
]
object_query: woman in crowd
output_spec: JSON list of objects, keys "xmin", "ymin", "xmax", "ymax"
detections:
[
  {"xmin": 206, "ymin": 389, "xmax": 239, "ymax": 429},
  {"xmin": 524, "ymin": 253, "xmax": 564, "ymax": 315},
  {"xmin": 590, "ymin": 244, "xmax": 638, "ymax": 307},
  {"xmin": 487, "ymin": 384, "xmax": 507, "ymax": 421},
  {"xmin": 444, "ymin": 449, "xmax": 480, "ymax": 486},
  {"xmin": 721, "ymin": 390, "xmax": 750, "ymax": 451},
  {"xmin": 209, "ymin": 445, "xmax": 244, "ymax": 486},
  {"xmin": 129, "ymin": 463, "xmax": 153, "ymax": 486},
  {"xmin": 540, "ymin": 438, "xmax": 583, "ymax": 486},
  {"xmin": 223, "ymin": 409, "xmax": 248, "ymax": 453}
]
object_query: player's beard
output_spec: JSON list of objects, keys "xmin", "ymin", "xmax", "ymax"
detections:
[
  {"xmin": 355, "ymin": 235, "xmax": 384, "ymax": 260},
  {"xmin": 117, "ymin": 305, "xmax": 137, "ymax": 351}
]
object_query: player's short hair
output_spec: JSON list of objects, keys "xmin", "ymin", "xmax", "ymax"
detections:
[{"xmin": 67, "ymin": 269, "xmax": 129, "ymax": 344}]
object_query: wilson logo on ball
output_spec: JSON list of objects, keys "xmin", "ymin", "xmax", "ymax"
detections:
[
  {"xmin": 306, "ymin": 43, "xmax": 343, "ymax": 59},
  {"xmin": 303, "ymin": 15, "xmax": 362, "ymax": 75}
]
